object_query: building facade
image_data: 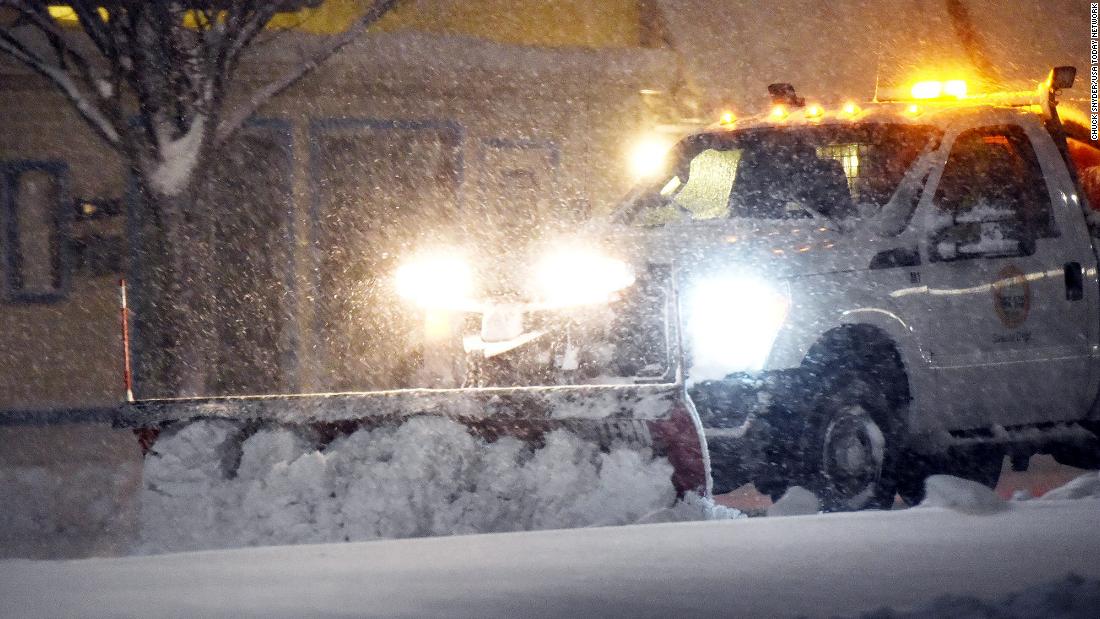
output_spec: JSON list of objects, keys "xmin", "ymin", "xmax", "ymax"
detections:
[{"xmin": 0, "ymin": 2, "xmax": 683, "ymax": 414}]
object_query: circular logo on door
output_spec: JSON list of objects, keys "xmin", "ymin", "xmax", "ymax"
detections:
[{"xmin": 991, "ymin": 265, "xmax": 1030, "ymax": 328}]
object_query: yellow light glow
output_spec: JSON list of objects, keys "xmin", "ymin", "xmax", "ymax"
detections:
[
  {"xmin": 629, "ymin": 136, "xmax": 671, "ymax": 178},
  {"xmin": 943, "ymin": 79, "xmax": 967, "ymax": 98},
  {"xmin": 395, "ymin": 252, "xmax": 476, "ymax": 310},
  {"xmin": 534, "ymin": 249, "xmax": 634, "ymax": 308},
  {"xmin": 841, "ymin": 101, "xmax": 860, "ymax": 116},
  {"xmin": 422, "ymin": 309, "xmax": 454, "ymax": 342},
  {"xmin": 48, "ymin": 5, "xmax": 109, "ymax": 23},
  {"xmin": 911, "ymin": 81, "xmax": 943, "ymax": 99},
  {"xmin": 770, "ymin": 105, "xmax": 788, "ymax": 120},
  {"xmin": 805, "ymin": 104, "xmax": 824, "ymax": 119},
  {"xmin": 906, "ymin": 103, "xmax": 921, "ymax": 115},
  {"xmin": 719, "ymin": 110, "xmax": 737, "ymax": 125},
  {"xmin": 910, "ymin": 79, "xmax": 967, "ymax": 100}
]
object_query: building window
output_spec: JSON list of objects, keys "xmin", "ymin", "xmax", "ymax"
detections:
[{"xmin": 2, "ymin": 162, "xmax": 69, "ymax": 302}]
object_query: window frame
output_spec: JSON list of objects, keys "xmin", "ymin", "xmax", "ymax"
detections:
[{"xmin": 2, "ymin": 160, "xmax": 71, "ymax": 303}]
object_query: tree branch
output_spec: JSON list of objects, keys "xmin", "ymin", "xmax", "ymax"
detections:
[
  {"xmin": 0, "ymin": 26, "xmax": 121, "ymax": 148},
  {"xmin": 214, "ymin": 0, "xmax": 400, "ymax": 146}
]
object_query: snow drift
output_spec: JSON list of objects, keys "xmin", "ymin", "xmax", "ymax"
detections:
[
  {"xmin": 918, "ymin": 474, "xmax": 1008, "ymax": 514},
  {"xmin": 851, "ymin": 573, "xmax": 1100, "ymax": 619},
  {"xmin": 140, "ymin": 417, "xmax": 736, "ymax": 553},
  {"xmin": 5, "ymin": 498, "xmax": 1099, "ymax": 618},
  {"xmin": 1040, "ymin": 471, "xmax": 1100, "ymax": 501}
]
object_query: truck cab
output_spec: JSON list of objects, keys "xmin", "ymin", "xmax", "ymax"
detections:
[{"xmin": 615, "ymin": 68, "xmax": 1100, "ymax": 510}]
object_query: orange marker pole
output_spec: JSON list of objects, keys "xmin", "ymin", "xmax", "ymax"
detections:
[{"xmin": 119, "ymin": 278, "xmax": 134, "ymax": 403}]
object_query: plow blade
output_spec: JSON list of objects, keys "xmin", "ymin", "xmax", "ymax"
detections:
[
  {"xmin": 116, "ymin": 383, "xmax": 708, "ymax": 493},
  {"xmin": 119, "ymin": 384, "xmax": 710, "ymax": 552}
]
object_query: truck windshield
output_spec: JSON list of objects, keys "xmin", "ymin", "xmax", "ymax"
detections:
[{"xmin": 623, "ymin": 123, "xmax": 937, "ymax": 226}]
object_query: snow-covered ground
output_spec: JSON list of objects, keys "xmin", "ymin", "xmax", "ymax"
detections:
[{"xmin": 2, "ymin": 495, "xmax": 1098, "ymax": 618}]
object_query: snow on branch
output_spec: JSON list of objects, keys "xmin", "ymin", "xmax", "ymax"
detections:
[
  {"xmin": 214, "ymin": 0, "xmax": 401, "ymax": 146},
  {"xmin": 0, "ymin": 23, "xmax": 121, "ymax": 147}
]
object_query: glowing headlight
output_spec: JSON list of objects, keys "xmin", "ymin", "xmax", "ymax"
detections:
[
  {"xmin": 394, "ymin": 252, "xmax": 475, "ymax": 310},
  {"xmin": 629, "ymin": 136, "xmax": 672, "ymax": 179},
  {"xmin": 685, "ymin": 275, "xmax": 790, "ymax": 379},
  {"xmin": 533, "ymin": 249, "xmax": 635, "ymax": 308}
]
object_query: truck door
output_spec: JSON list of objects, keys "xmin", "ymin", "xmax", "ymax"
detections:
[{"xmin": 921, "ymin": 123, "xmax": 1094, "ymax": 430}]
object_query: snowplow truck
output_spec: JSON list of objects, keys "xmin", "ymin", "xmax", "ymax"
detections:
[
  {"xmin": 611, "ymin": 67, "xmax": 1100, "ymax": 511},
  {"xmin": 121, "ymin": 65, "xmax": 1100, "ymax": 522}
]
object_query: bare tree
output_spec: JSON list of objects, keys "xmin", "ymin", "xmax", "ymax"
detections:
[{"xmin": 0, "ymin": 1, "xmax": 399, "ymax": 396}]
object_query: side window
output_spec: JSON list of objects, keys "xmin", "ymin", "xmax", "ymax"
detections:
[
  {"xmin": 929, "ymin": 125, "xmax": 1056, "ymax": 261},
  {"xmin": 2, "ymin": 163, "xmax": 68, "ymax": 301}
]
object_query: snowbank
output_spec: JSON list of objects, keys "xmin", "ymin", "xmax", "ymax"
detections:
[
  {"xmin": 766, "ymin": 486, "xmax": 820, "ymax": 517},
  {"xmin": 141, "ymin": 417, "xmax": 738, "ymax": 553},
  {"xmin": 4, "ymin": 499, "xmax": 1099, "ymax": 618},
  {"xmin": 1040, "ymin": 471, "xmax": 1100, "ymax": 501},
  {"xmin": 852, "ymin": 573, "xmax": 1100, "ymax": 618},
  {"xmin": 918, "ymin": 474, "xmax": 1008, "ymax": 514}
]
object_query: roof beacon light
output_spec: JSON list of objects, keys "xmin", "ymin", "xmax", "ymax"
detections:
[
  {"xmin": 805, "ymin": 104, "xmax": 824, "ymax": 119},
  {"xmin": 911, "ymin": 79, "xmax": 967, "ymax": 100},
  {"xmin": 770, "ymin": 105, "xmax": 789, "ymax": 121},
  {"xmin": 719, "ymin": 110, "xmax": 737, "ymax": 125},
  {"xmin": 943, "ymin": 79, "xmax": 967, "ymax": 98},
  {"xmin": 911, "ymin": 81, "xmax": 942, "ymax": 99},
  {"xmin": 841, "ymin": 101, "xmax": 860, "ymax": 116}
]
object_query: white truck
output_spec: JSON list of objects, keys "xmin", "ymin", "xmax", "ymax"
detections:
[{"xmin": 611, "ymin": 67, "xmax": 1100, "ymax": 510}]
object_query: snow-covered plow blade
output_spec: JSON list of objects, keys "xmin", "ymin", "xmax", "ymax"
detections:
[
  {"xmin": 119, "ymin": 384, "xmax": 707, "ymax": 494},
  {"xmin": 115, "ymin": 384, "xmax": 708, "ymax": 551}
]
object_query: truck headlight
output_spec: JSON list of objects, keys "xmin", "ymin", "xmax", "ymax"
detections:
[
  {"xmin": 685, "ymin": 275, "xmax": 790, "ymax": 379},
  {"xmin": 394, "ymin": 252, "xmax": 476, "ymax": 310},
  {"xmin": 533, "ymin": 249, "xmax": 635, "ymax": 308}
]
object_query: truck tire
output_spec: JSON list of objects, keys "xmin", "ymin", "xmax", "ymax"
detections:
[{"xmin": 802, "ymin": 377, "xmax": 899, "ymax": 511}]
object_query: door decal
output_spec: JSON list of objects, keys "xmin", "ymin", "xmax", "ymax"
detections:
[{"xmin": 992, "ymin": 264, "xmax": 1030, "ymax": 328}]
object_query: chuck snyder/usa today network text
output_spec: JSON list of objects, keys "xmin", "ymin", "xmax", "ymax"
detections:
[{"xmin": 1092, "ymin": 3, "xmax": 1098, "ymax": 138}]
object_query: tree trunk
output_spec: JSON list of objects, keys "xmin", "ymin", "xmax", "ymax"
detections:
[{"xmin": 131, "ymin": 173, "xmax": 210, "ymax": 399}]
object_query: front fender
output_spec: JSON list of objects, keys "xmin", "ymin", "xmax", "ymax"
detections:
[{"xmin": 764, "ymin": 272, "xmax": 929, "ymax": 415}]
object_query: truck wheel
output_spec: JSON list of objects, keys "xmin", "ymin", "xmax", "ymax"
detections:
[{"xmin": 803, "ymin": 378, "xmax": 898, "ymax": 511}]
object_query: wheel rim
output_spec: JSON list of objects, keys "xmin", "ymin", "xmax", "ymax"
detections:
[{"xmin": 821, "ymin": 405, "xmax": 886, "ymax": 509}]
